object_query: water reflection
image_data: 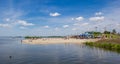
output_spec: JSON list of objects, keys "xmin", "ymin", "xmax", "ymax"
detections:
[{"xmin": 0, "ymin": 38, "xmax": 120, "ymax": 64}]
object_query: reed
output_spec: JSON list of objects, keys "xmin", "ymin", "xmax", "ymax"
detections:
[{"xmin": 85, "ymin": 39, "xmax": 120, "ymax": 53}]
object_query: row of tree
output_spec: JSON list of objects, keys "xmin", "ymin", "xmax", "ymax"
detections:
[
  {"xmin": 104, "ymin": 29, "xmax": 116, "ymax": 34},
  {"xmin": 87, "ymin": 29, "xmax": 118, "ymax": 35}
]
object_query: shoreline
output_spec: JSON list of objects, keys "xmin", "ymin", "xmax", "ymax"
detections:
[
  {"xmin": 84, "ymin": 38, "xmax": 120, "ymax": 53},
  {"xmin": 22, "ymin": 38, "xmax": 99, "ymax": 44}
]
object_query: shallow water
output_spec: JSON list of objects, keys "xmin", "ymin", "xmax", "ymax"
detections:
[{"xmin": 0, "ymin": 37, "xmax": 120, "ymax": 64}]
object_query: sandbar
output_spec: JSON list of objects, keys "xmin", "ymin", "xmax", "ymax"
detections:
[{"xmin": 22, "ymin": 38, "xmax": 99, "ymax": 44}]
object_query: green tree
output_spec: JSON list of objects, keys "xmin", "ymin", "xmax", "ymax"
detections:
[
  {"xmin": 104, "ymin": 31, "xmax": 111, "ymax": 34},
  {"xmin": 112, "ymin": 29, "xmax": 116, "ymax": 34}
]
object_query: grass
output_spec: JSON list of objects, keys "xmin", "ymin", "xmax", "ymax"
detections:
[
  {"xmin": 96, "ymin": 39, "xmax": 120, "ymax": 44},
  {"xmin": 85, "ymin": 39, "xmax": 120, "ymax": 53},
  {"xmin": 93, "ymin": 33, "xmax": 120, "ymax": 39},
  {"xmin": 104, "ymin": 34, "xmax": 120, "ymax": 39}
]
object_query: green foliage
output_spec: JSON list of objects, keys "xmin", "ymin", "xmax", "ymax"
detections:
[
  {"xmin": 93, "ymin": 32, "xmax": 101, "ymax": 34},
  {"xmin": 46, "ymin": 36, "xmax": 65, "ymax": 38},
  {"xmin": 87, "ymin": 31, "xmax": 102, "ymax": 34},
  {"xmin": 104, "ymin": 31, "xmax": 111, "ymax": 34},
  {"xmin": 92, "ymin": 31, "xmax": 102, "ymax": 38},
  {"xmin": 25, "ymin": 36, "xmax": 65, "ymax": 39},
  {"xmin": 102, "ymin": 34, "xmax": 120, "ymax": 39},
  {"xmin": 112, "ymin": 29, "xmax": 116, "ymax": 34},
  {"xmin": 25, "ymin": 36, "xmax": 41, "ymax": 39},
  {"xmin": 85, "ymin": 42, "xmax": 120, "ymax": 53}
]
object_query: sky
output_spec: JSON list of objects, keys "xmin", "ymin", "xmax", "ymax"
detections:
[{"xmin": 0, "ymin": 0, "xmax": 120, "ymax": 36}]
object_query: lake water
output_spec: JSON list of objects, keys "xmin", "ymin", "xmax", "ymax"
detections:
[{"xmin": 0, "ymin": 37, "xmax": 120, "ymax": 64}]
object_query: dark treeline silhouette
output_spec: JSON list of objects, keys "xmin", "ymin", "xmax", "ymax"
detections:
[{"xmin": 25, "ymin": 36, "xmax": 65, "ymax": 39}]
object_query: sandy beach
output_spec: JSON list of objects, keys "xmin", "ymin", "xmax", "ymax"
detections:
[{"xmin": 22, "ymin": 38, "xmax": 99, "ymax": 44}]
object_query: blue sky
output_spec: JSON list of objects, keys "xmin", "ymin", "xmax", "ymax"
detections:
[{"xmin": 0, "ymin": 0, "xmax": 120, "ymax": 36}]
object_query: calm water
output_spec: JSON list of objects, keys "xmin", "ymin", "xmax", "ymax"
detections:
[{"xmin": 0, "ymin": 37, "xmax": 120, "ymax": 64}]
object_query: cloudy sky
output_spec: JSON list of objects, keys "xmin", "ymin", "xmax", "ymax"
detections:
[{"xmin": 0, "ymin": 0, "xmax": 120, "ymax": 36}]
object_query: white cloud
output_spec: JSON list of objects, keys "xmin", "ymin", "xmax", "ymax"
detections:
[
  {"xmin": 17, "ymin": 20, "xmax": 34, "ymax": 26},
  {"xmin": 73, "ymin": 23, "xmax": 79, "ymax": 26},
  {"xmin": 49, "ymin": 12, "xmax": 61, "ymax": 16},
  {"xmin": 89, "ymin": 16, "xmax": 105, "ymax": 22},
  {"xmin": 71, "ymin": 18, "xmax": 74, "ymax": 20},
  {"xmin": 116, "ymin": 23, "xmax": 120, "ymax": 26},
  {"xmin": 0, "ymin": 24, "xmax": 11, "ymax": 28},
  {"xmin": 20, "ymin": 26, "xmax": 27, "ymax": 29},
  {"xmin": 95, "ymin": 12, "xmax": 103, "ymax": 16},
  {"xmin": 44, "ymin": 25, "xmax": 49, "ymax": 28},
  {"xmin": 115, "ymin": 23, "xmax": 120, "ymax": 29},
  {"xmin": 76, "ymin": 16, "xmax": 84, "ymax": 21},
  {"xmin": 73, "ymin": 23, "xmax": 89, "ymax": 26},
  {"xmin": 5, "ymin": 18, "xmax": 10, "ymax": 22},
  {"xmin": 81, "ymin": 23, "xmax": 89, "ymax": 26},
  {"xmin": 63, "ymin": 25, "xmax": 69, "ymax": 28},
  {"xmin": 2, "ymin": 9, "xmax": 24, "ymax": 22},
  {"xmin": 72, "ymin": 28, "xmax": 77, "ymax": 31},
  {"xmin": 55, "ymin": 27, "xmax": 59, "ymax": 30},
  {"xmin": 72, "ymin": 16, "xmax": 84, "ymax": 21}
]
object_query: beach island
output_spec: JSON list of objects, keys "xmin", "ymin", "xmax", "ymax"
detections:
[
  {"xmin": 22, "ymin": 38, "xmax": 99, "ymax": 44},
  {"xmin": 22, "ymin": 31, "xmax": 120, "ymax": 45}
]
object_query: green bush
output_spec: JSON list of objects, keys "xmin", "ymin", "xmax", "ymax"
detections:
[
  {"xmin": 85, "ymin": 42, "xmax": 120, "ymax": 53},
  {"xmin": 25, "ymin": 36, "xmax": 41, "ymax": 39}
]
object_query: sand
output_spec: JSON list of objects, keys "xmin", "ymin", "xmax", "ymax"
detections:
[{"xmin": 22, "ymin": 38, "xmax": 99, "ymax": 45}]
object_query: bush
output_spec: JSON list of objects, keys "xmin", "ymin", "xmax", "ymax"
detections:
[{"xmin": 85, "ymin": 42, "xmax": 120, "ymax": 53}]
